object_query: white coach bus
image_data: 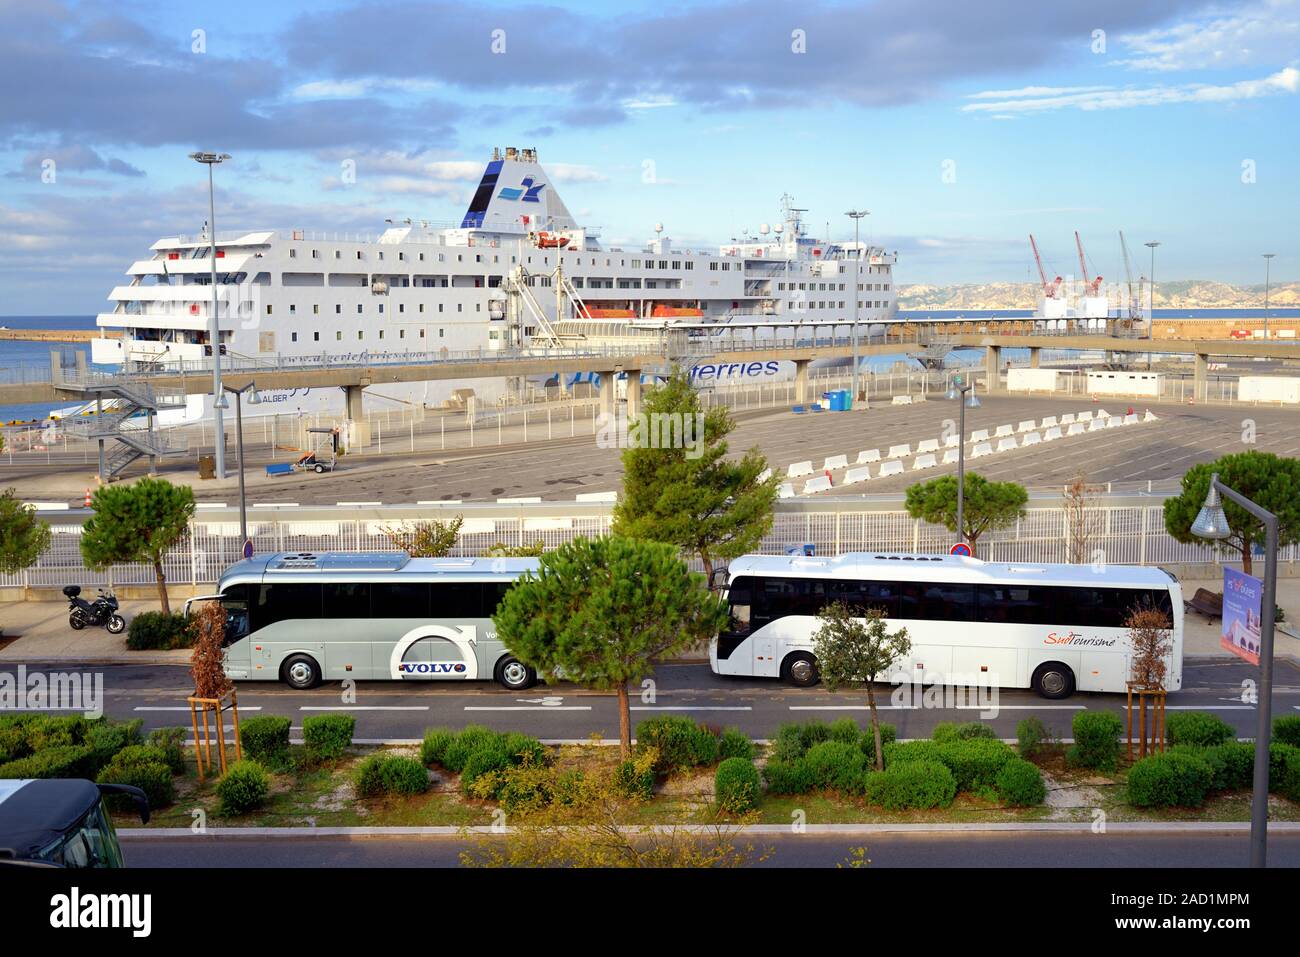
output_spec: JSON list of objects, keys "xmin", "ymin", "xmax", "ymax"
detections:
[
  {"xmin": 186, "ymin": 551, "xmax": 541, "ymax": 691},
  {"xmin": 709, "ymin": 552, "xmax": 1183, "ymax": 698}
]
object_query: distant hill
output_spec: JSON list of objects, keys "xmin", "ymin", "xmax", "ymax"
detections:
[{"xmin": 898, "ymin": 281, "xmax": 1300, "ymax": 311}]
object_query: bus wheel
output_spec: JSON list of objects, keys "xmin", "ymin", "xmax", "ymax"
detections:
[
  {"xmin": 495, "ymin": 656, "xmax": 536, "ymax": 691},
  {"xmin": 282, "ymin": 654, "xmax": 322, "ymax": 690},
  {"xmin": 1032, "ymin": 662, "xmax": 1075, "ymax": 700},
  {"xmin": 782, "ymin": 652, "xmax": 820, "ymax": 688}
]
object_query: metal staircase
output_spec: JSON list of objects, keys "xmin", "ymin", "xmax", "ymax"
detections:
[{"xmin": 63, "ymin": 380, "xmax": 187, "ymax": 481}]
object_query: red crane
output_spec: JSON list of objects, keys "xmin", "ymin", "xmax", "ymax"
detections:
[
  {"xmin": 1075, "ymin": 231, "xmax": 1104, "ymax": 295},
  {"xmin": 1029, "ymin": 234, "xmax": 1062, "ymax": 299}
]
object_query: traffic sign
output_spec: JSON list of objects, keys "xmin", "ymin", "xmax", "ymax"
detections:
[
  {"xmin": 950, "ymin": 542, "xmax": 972, "ymax": 557},
  {"xmin": 242, "ymin": 539, "xmax": 254, "ymax": 560}
]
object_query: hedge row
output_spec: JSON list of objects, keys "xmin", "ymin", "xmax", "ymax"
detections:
[{"xmin": 418, "ymin": 725, "xmax": 547, "ymax": 799}]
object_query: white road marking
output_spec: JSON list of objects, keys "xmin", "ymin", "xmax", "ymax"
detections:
[
  {"xmin": 463, "ymin": 705, "xmax": 593, "ymax": 711},
  {"xmin": 630, "ymin": 706, "xmax": 753, "ymax": 711},
  {"xmin": 299, "ymin": 706, "xmax": 429, "ymax": 711},
  {"xmin": 135, "ymin": 706, "xmax": 262, "ymax": 712}
]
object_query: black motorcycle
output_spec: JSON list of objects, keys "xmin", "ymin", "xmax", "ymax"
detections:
[{"xmin": 63, "ymin": 585, "xmax": 126, "ymax": 634}]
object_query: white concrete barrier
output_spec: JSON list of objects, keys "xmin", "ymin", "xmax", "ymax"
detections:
[
  {"xmin": 843, "ymin": 466, "xmax": 872, "ymax": 485},
  {"xmin": 996, "ymin": 436, "xmax": 1018, "ymax": 452},
  {"xmin": 1067, "ymin": 422, "xmax": 1086, "ymax": 436},
  {"xmin": 994, "ymin": 424, "xmax": 1014, "ymax": 438},
  {"xmin": 1096, "ymin": 408, "xmax": 1110, "ymax": 419},
  {"xmin": 824, "ymin": 454, "xmax": 849, "ymax": 471},
  {"xmin": 970, "ymin": 442, "xmax": 994, "ymax": 458},
  {"xmin": 970, "ymin": 429, "xmax": 990, "ymax": 443},
  {"xmin": 941, "ymin": 448, "xmax": 960, "ymax": 464},
  {"xmin": 912, "ymin": 453, "xmax": 939, "ymax": 470},
  {"xmin": 1040, "ymin": 415, "xmax": 1058, "ymax": 428},
  {"xmin": 1106, "ymin": 416, "xmax": 1123, "ymax": 428},
  {"xmin": 1060, "ymin": 413, "xmax": 1076, "ymax": 425},
  {"xmin": 803, "ymin": 475, "xmax": 833, "ymax": 495},
  {"xmin": 857, "ymin": 448, "xmax": 882, "ymax": 464},
  {"xmin": 1078, "ymin": 410, "xmax": 1093, "ymax": 422},
  {"xmin": 891, "ymin": 395, "xmax": 913, "ymax": 406},
  {"xmin": 1043, "ymin": 426, "xmax": 1063, "ymax": 441},
  {"xmin": 575, "ymin": 491, "xmax": 618, "ymax": 503},
  {"xmin": 497, "ymin": 497, "xmax": 542, "ymax": 504},
  {"xmin": 944, "ymin": 435, "xmax": 960, "ymax": 448},
  {"xmin": 1144, "ymin": 410, "xmax": 1158, "ymax": 422},
  {"xmin": 778, "ymin": 482, "xmax": 796, "ymax": 499},
  {"xmin": 1124, "ymin": 413, "xmax": 1139, "ymax": 425},
  {"xmin": 887, "ymin": 443, "xmax": 912, "ymax": 459},
  {"xmin": 1021, "ymin": 431, "xmax": 1042, "ymax": 446},
  {"xmin": 878, "ymin": 460, "xmax": 905, "ymax": 478},
  {"xmin": 788, "ymin": 460, "xmax": 814, "ymax": 478},
  {"xmin": 1016, "ymin": 420, "xmax": 1037, "ymax": 433},
  {"xmin": 1088, "ymin": 418, "xmax": 1106, "ymax": 432},
  {"xmin": 916, "ymin": 438, "xmax": 940, "ymax": 454}
]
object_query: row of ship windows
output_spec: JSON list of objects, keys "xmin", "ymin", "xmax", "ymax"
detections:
[
  {"xmin": 272, "ymin": 303, "xmax": 484, "ymax": 316},
  {"xmin": 792, "ymin": 302, "xmax": 891, "ymax": 310},
  {"xmin": 776, "ymin": 282, "xmax": 892, "ymax": 292},
  {"xmin": 286, "ymin": 328, "xmax": 448, "ymax": 343},
  {"xmin": 281, "ymin": 248, "xmax": 720, "ymax": 270}
]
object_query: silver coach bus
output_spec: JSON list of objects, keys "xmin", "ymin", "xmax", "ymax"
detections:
[{"xmin": 186, "ymin": 551, "xmax": 541, "ymax": 690}]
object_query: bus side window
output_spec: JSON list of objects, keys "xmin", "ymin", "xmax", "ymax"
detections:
[
  {"xmin": 433, "ymin": 582, "xmax": 485, "ymax": 618},
  {"xmin": 727, "ymin": 577, "xmax": 753, "ymax": 635}
]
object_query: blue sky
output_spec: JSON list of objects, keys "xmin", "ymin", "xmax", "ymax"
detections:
[{"xmin": 1, "ymin": 0, "xmax": 1297, "ymax": 314}]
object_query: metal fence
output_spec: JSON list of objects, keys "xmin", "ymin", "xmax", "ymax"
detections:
[{"xmin": 0, "ymin": 496, "xmax": 1276, "ymax": 591}]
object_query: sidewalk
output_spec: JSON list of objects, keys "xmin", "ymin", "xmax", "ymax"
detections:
[
  {"xmin": 0, "ymin": 599, "xmax": 190, "ymax": 664},
  {"xmin": 1179, "ymin": 574, "xmax": 1300, "ymax": 660}
]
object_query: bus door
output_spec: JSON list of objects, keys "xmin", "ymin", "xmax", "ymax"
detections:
[{"xmin": 219, "ymin": 585, "xmax": 253, "ymax": 678}]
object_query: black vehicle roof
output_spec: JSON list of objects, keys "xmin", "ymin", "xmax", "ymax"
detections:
[{"xmin": 0, "ymin": 779, "xmax": 100, "ymax": 858}]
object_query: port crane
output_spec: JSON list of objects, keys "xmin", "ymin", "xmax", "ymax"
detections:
[
  {"xmin": 1117, "ymin": 231, "xmax": 1142, "ymax": 319},
  {"xmin": 1075, "ymin": 231, "xmax": 1103, "ymax": 296},
  {"xmin": 1029, "ymin": 234, "xmax": 1062, "ymax": 299}
]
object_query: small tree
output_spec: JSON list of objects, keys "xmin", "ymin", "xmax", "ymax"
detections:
[
  {"xmin": 493, "ymin": 536, "xmax": 728, "ymax": 755},
  {"xmin": 486, "ymin": 540, "xmax": 546, "ymax": 557},
  {"xmin": 382, "ymin": 516, "xmax": 463, "ymax": 557},
  {"xmin": 812, "ymin": 602, "xmax": 911, "ymax": 769},
  {"xmin": 1127, "ymin": 602, "xmax": 1172, "ymax": 690},
  {"xmin": 1062, "ymin": 473, "xmax": 1103, "ymax": 565},
  {"xmin": 613, "ymin": 369, "xmax": 780, "ymax": 586},
  {"xmin": 1163, "ymin": 451, "xmax": 1300, "ymax": 575},
  {"xmin": 904, "ymin": 472, "xmax": 1028, "ymax": 557},
  {"xmin": 80, "ymin": 477, "xmax": 195, "ymax": 614},
  {"xmin": 190, "ymin": 600, "xmax": 232, "ymax": 699},
  {"xmin": 0, "ymin": 487, "xmax": 52, "ymax": 577}
]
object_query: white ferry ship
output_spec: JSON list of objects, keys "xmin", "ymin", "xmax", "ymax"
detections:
[{"xmin": 87, "ymin": 147, "xmax": 898, "ymax": 420}]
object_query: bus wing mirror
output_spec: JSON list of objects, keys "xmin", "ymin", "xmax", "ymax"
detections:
[
  {"xmin": 97, "ymin": 783, "xmax": 150, "ymax": 824},
  {"xmin": 709, "ymin": 567, "xmax": 728, "ymax": 591}
]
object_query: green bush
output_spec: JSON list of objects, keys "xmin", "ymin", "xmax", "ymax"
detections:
[
  {"xmin": 612, "ymin": 756, "xmax": 656, "ymax": 801},
  {"xmin": 1167, "ymin": 711, "xmax": 1235, "ymax": 748},
  {"xmin": 302, "ymin": 714, "xmax": 355, "ymax": 761},
  {"xmin": 718, "ymin": 727, "xmax": 756, "ymax": 762},
  {"xmin": 215, "ymin": 760, "xmax": 270, "ymax": 815},
  {"xmin": 97, "ymin": 747, "xmax": 174, "ymax": 810},
  {"xmin": 1271, "ymin": 742, "xmax": 1300, "ymax": 802},
  {"xmin": 239, "ymin": 715, "xmax": 292, "ymax": 768},
  {"xmin": 715, "ymin": 758, "xmax": 761, "ymax": 813},
  {"xmin": 635, "ymin": 715, "xmax": 718, "ymax": 772},
  {"xmin": 1127, "ymin": 751, "xmax": 1214, "ymax": 807},
  {"xmin": 1274, "ymin": 716, "xmax": 1300, "ymax": 749},
  {"xmin": 147, "ymin": 727, "xmax": 188, "ymax": 775},
  {"xmin": 882, "ymin": 739, "xmax": 943, "ymax": 768},
  {"xmin": 460, "ymin": 748, "xmax": 511, "ymax": 797},
  {"xmin": 857, "ymin": 723, "xmax": 897, "ymax": 763},
  {"xmin": 0, "ymin": 745, "xmax": 96, "ymax": 779},
  {"xmin": 1016, "ymin": 716, "xmax": 1051, "ymax": 759},
  {"xmin": 864, "ymin": 760, "xmax": 957, "ymax": 810},
  {"xmin": 932, "ymin": 721, "xmax": 997, "ymax": 743},
  {"xmin": 996, "ymin": 758, "xmax": 1047, "ymax": 806},
  {"xmin": 0, "ymin": 715, "xmax": 39, "ymax": 763},
  {"xmin": 85, "ymin": 719, "xmax": 144, "ymax": 770},
  {"xmin": 771, "ymin": 720, "xmax": 835, "ymax": 763},
  {"xmin": 26, "ymin": 715, "xmax": 89, "ymax": 751},
  {"xmin": 494, "ymin": 764, "xmax": 587, "ymax": 815},
  {"xmin": 803, "ymin": 740, "xmax": 869, "ymax": 793},
  {"xmin": 441, "ymin": 725, "xmax": 501, "ymax": 773},
  {"xmin": 1068, "ymin": 710, "xmax": 1124, "ymax": 770},
  {"xmin": 125, "ymin": 611, "xmax": 193, "ymax": 650},
  {"xmin": 762, "ymin": 759, "xmax": 817, "ymax": 795},
  {"xmin": 936, "ymin": 739, "xmax": 1017, "ymax": 792},
  {"xmin": 419, "ymin": 727, "xmax": 457, "ymax": 766},
  {"xmin": 500, "ymin": 732, "xmax": 546, "ymax": 767},
  {"xmin": 1208, "ymin": 741, "xmax": 1256, "ymax": 791},
  {"xmin": 381, "ymin": 756, "xmax": 431, "ymax": 795},
  {"xmin": 828, "ymin": 717, "xmax": 862, "ymax": 744}
]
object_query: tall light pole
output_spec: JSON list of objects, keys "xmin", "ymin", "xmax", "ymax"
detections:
[
  {"xmin": 846, "ymin": 210, "xmax": 869, "ymax": 401},
  {"xmin": 944, "ymin": 372, "xmax": 980, "ymax": 545},
  {"xmin": 220, "ymin": 382, "xmax": 260, "ymax": 557},
  {"xmin": 190, "ymin": 151, "xmax": 231, "ymax": 480},
  {"xmin": 1263, "ymin": 253, "xmax": 1276, "ymax": 340},
  {"xmin": 1191, "ymin": 473, "xmax": 1277, "ymax": 868},
  {"xmin": 1144, "ymin": 241, "xmax": 1160, "ymax": 370}
]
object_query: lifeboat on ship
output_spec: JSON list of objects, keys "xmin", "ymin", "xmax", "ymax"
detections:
[
  {"xmin": 532, "ymin": 231, "xmax": 570, "ymax": 249},
  {"xmin": 579, "ymin": 306, "xmax": 636, "ymax": 319},
  {"xmin": 650, "ymin": 305, "xmax": 704, "ymax": 319}
]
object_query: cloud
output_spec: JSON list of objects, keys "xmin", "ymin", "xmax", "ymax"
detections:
[
  {"xmin": 1115, "ymin": 1, "xmax": 1300, "ymax": 72},
  {"xmin": 7, "ymin": 145, "xmax": 145, "ymax": 180},
  {"xmin": 962, "ymin": 67, "xmax": 1300, "ymax": 114}
]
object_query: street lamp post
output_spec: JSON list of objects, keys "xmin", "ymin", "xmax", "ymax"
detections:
[
  {"xmin": 1263, "ymin": 253, "xmax": 1276, "ymax": 341},
  {"xmin": 190, "ymin": 151, "xmax": 232, "ymax": 480},
  {"xmin": 944, "ymin": 373, "xmax": 980, "ymax": 543},
  {"xmin": 1191, "ymin": 473, "xmax": 1277, "ymax": 868},
  {"xmin": 220, "ymin": 382, "xmax": 260, "ymax": 557},
  {"xmin": 1144, "ymin": 241, "xmax": 1160, "ymax": 370},
  {"xmin": 846, "ymin": 210, "xmax": 869, "ymax": 401}
]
